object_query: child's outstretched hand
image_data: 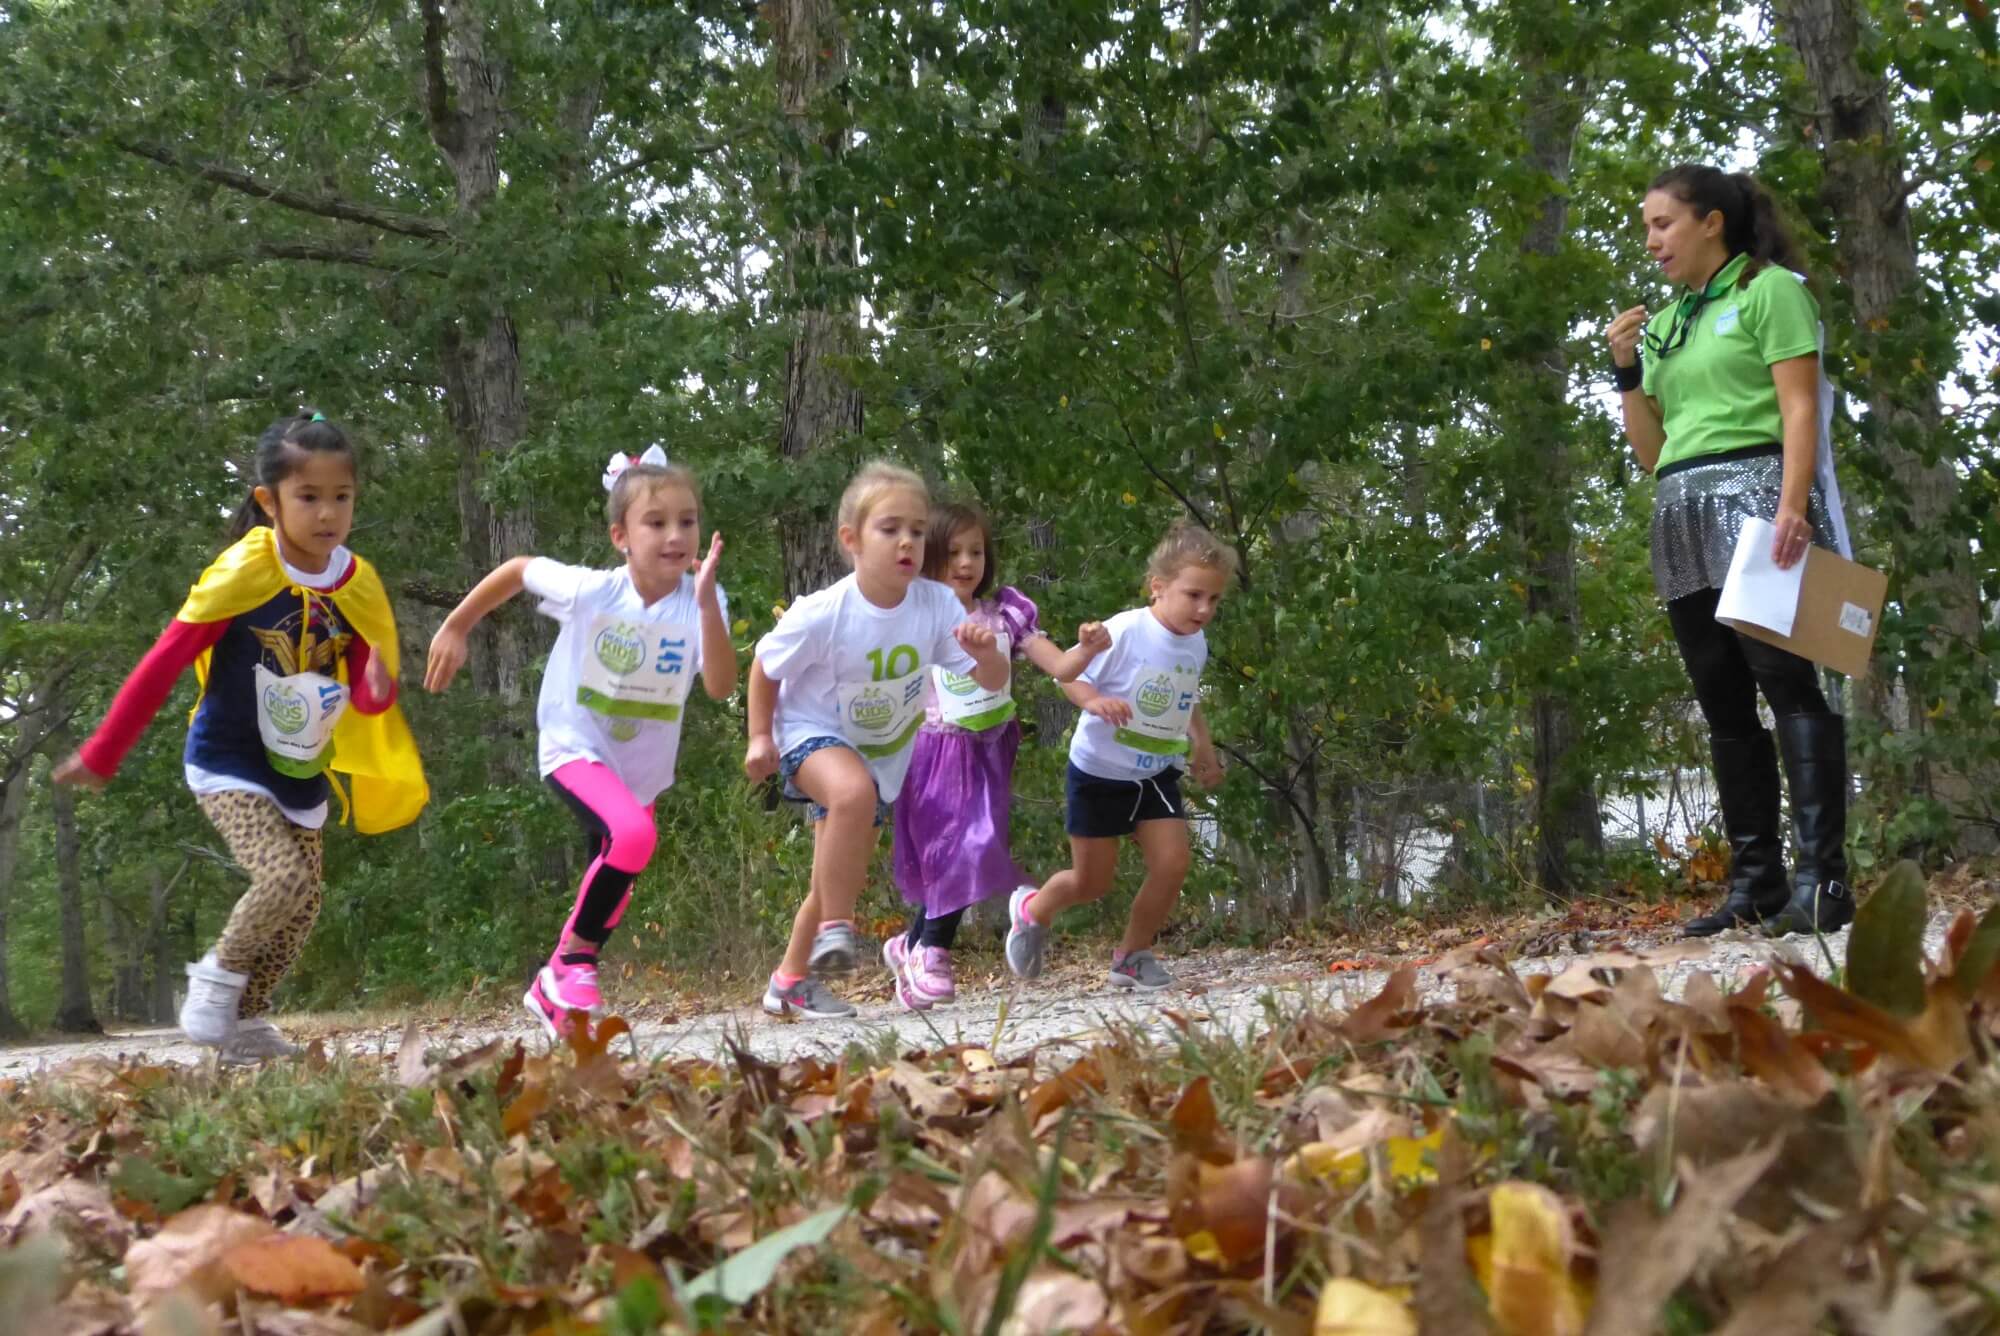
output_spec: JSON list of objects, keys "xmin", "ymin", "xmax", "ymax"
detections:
[
  {"xmin": 1084, "ymin": 696, "xmax": 1133, "ymax": 726},
  {"xmin": 52, "ymin": 753, "xmax": 109, "ymax": 792},
  {"xmin": 954, "ymin": 621, "xmax": 998, "ymax": 656},
  {"xmin": 1077, "ymin": 621, "xmax": 1111, "ymax": 657},
  {"xmin": 744, "ymin": 735, "xmax": 780, "ymax": 784},
  {"xmin": 695, "ymin": 531, "xmax": 724, "ymax": 607},
  {"xmin": 1190, "ymin": 744, "xmax": 1225, "ymax": 789},
  {"xmin": 424, "ymin": 624, "xmax": 470, "ymax": 693}
]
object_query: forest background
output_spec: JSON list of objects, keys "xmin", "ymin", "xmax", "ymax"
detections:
[{"xmin": 0, "ymin": 0, "xmax": 1993, "ymax": 1036}]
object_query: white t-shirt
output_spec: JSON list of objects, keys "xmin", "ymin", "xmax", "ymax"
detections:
[
  {"xmin": 184, "ymin": 544, "xmax": 356, "ymax": 829},
  {"xmin": 525, "ymin": 559, "xmax": 725, "ymax": 806},
  {"xmin": 1068, "ymin": 605, "xmax": 1207, "ymax": 782},
  {"xmin": 757, "ymin": 575, "xmax": 979, "ymax": 802}
]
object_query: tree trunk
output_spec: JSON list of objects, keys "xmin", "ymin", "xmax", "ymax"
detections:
[
  {"xmin": 51, "ymin": 778, "xmax": 101, "ymax": 1033},
  {"xmin": 423, "ymin": 0, "xmax": 536, "ymax": 706},
  {"xmin": 772, "ymin": 0, "xmax": 863, "ymax": 602},
  {"xmin": 1775, "ymin": 0, "xmax": 1997, "ymax": 853},
  {"xmin": 0, "ymin": 771, "xmax": 30, "ymax": 1037},
  {"xmin": 1499, "ymin": 57, "xmax": 1604, "ymax": 895}
]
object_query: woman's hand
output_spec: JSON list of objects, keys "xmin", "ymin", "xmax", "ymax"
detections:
[
  {"xmin": 1771, "ymin": 503, "xmax": 1813, "ymax": 571},
  {"xmin": 1607, "ymin": 304, "xmax": 1649, "ymax": 369}
]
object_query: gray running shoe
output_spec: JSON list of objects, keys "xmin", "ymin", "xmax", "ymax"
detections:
[
  {"xmin": 218, "ymin": 1018, "xmax": 303, "ymax": 1065},
  {"xmin": 1108, "ymin": 951, "xmax": 1173, "ymax": 992},
  {"xmin": 808, "ymin": 920, "xmax": 861, "ymax": 976},
  {"xmin": 762, "ymin": 974, "xmax": 857, "ymax": 1020},
  {"xmin": 1005, "ymin": 885, "xmax": 1049, "ymax": 979}
]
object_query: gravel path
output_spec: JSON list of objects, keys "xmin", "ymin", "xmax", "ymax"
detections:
[{"xmin": 0, "ymin": 916, "xmax": 1940, "ymax": 1080}]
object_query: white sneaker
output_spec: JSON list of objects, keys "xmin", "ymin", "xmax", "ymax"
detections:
[
  {"xmin": 219, "ymin": 1018, "xmax": 302, "ymax": 1065},
  {"xmin": 180, "ymin": 953, "xmax": 248, "ymax": 1047}
]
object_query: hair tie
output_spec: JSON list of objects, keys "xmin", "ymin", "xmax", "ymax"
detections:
[
  {"xmin": 309, "ymin": 411, "xmax": 326, "ymax": 422},
  {"xmin": 601, "ymin": 444, "xmax": 669, "ymax": 492}
]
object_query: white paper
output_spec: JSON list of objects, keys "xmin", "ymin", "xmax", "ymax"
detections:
[
  {"xmin": 1716, "ymin": 517, "xmax": 1804, "ymax": 637},
  {"xmin": 1838, "ymin": 601, "xmax": 1873, "ymax": 637}
]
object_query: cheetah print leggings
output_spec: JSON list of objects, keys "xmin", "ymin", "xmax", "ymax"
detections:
[{"xmin": 196, "ymin": 791, "xmax": 324, "ymax": 1018}]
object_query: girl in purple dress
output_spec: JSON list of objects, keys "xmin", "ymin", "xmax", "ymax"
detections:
[{"xmin": 883, "ymin": 502, "xmax": 1111, "ymax": 1008}]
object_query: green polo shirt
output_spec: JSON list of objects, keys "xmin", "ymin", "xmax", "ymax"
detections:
[{"xmin": 1640, "ymin": 252, "xmax": 1820, "ymax": 471}]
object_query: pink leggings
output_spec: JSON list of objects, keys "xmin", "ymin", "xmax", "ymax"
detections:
[{"xmin": 546, "ymin": 760, "xmax": 657, "ymax": 949}]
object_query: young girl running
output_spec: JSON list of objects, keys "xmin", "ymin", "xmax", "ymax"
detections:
[
  {"xmin": 424, "ymin": 446, "xmax": 734, "ymax": 1035},
  {"xmin": 744, "ymin": 462, "xmax": 1009, "ymax": 1020},
  {"xmin": 1005, "ymin": 519, "xmax": 1232, "ymax": 991},
  {"xmin": 55, "ymin": 411, "xmax": 428, "ymax": 1062},
  {"xmin": 883, "ymin": 501, "xmax": 1109, "ymax": 1010}
]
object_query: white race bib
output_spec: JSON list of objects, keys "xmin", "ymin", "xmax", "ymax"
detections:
[
  {"xmin": 835, "ymin": 668, "xmax": 928, "ymax": 759},
  {"xmin": 1113, "ymin": 662, "xmax": 1198, "ymax": 757},
  {"xmin": 576, "ymin": 615, "xmax": 696, "ymax": 732},
  {"xmin": 254, "ymin": 664, "xmax": 347, "ymax": 779},
  {"xmin": 932, "ymin": 633, "xmax": 1013, "ymax": 730}
]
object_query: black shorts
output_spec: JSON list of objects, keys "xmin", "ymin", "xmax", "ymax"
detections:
[{"xmin": 1065, "ymin": 762, "xmax": 1185, "ymax": 839}]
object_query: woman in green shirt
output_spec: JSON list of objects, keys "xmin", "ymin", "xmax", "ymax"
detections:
[{"xmin": 1607, "ymin": 165, "xmax": 1851, "ymax": 939}]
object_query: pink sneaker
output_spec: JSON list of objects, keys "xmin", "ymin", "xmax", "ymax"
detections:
[
  {"xmin": 881, "ymin": 936, "xmax": 931, "ymax": 1012},
  {"xmin": 906, "ymin": 947, "xmax": 955, "ymax": 1005},
  {"xmin": 540, "ymin": 953, "xmax": 602, "ymax": 1015},
  {"xmin": 523, "ymin": 975, "xmax": 575, "ymax": 1039}
]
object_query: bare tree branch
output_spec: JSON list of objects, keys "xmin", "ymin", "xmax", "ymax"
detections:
[{"xmin": 114, "ymin": 137, "xmax": 451, "ymax": 241}]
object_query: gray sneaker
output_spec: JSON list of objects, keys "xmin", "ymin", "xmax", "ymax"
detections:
[
  {"xmin": 1005, "ymin": 885, "xmax": 1049, "ymax": 979},
  {"xmin": 218, "ymin": 1018, "xmax": 303, "ymax": 1065},
  {"xmin": 1108, "ymin": 951, "xmax": 1173, "ymax": 992},
  {"xmin": 808, "ymin": 921, "xmax": 861, "ymax": 976},
  {"xmin": 762, "ymin": 974, "xmax": 857, "ymax": 1020}
]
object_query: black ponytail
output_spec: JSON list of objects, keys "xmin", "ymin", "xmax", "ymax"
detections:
[
  {"xmin": 1649, "ymin": 164, "xmax": 1805, "ymax": 287},
  {"xmin": 225, "ymin": 410, "xmax": 358, "ymax": 540}
]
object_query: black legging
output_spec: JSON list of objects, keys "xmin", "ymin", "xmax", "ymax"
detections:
[
  {"xmin": 904, "ymin": 907, "xmax": 964, "ymax": 951},
  {"xmin": 1666, "ymin": 587, "xmax": 1831, "ymax": 733}
]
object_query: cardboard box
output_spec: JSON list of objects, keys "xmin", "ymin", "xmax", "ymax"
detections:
[{"xmin": 1716, "ymin": 525, "xmax": 1888, "ymax": 677}]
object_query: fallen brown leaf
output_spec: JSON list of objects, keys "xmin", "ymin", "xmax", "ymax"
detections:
[
  {"xmin": 221, "ymin": 1234, "xmax": 367, "ymax": 1302},
  {"xmin": 125, "ymin": 1205, "xmax": 277, "ymax": 1305}
]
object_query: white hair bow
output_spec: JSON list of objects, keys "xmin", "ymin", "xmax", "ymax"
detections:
[{"xmin": 602, "ymin": 444, "xmax": 670, "ymax": 492}]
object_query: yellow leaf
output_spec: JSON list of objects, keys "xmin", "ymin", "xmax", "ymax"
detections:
[
  {"xmin": 1184, "ymin": 1229, "xmax": 1226, "ymax": 1264},
  {"xmin": 1241, "ymin": 665, "xmax": 1257, "ymax": 679},
  {"xmin": 1121, "ymin": 491, "xmax": 1137, "ymax": 505},
  {"xmin": 771, "ymin": 601, "xmax": 787, "ymax": 618},
  {"xmin": 1474, "ymin": 1183, "xmax": 1592, "ymax": 1336},
  {"xmin": 1315, "ymin": 1278, "xmax": 1417, "ymax": 1335},
  {"xmin": 1213, "ymin": 420, "xmax": 1225, "ymax": 440},
  {"xmin": 731, "ymin": 618, "xmax": 749, "ymax": 637},
  {"xmin": 1480, "ymin": 338, "xmax": 1493, "ymax": 351},
  {"xmin": 1286, "ymin": 1128, "xmax": 1445, "ymax": 1188},
  {"xmin": 1058, "ymin": 393, "xmax": 1069, "ymax": 409}
]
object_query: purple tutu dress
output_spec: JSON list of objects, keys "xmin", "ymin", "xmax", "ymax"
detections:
[{"xmin": 892, "ymin": 587, "xmax": 1044, "ymax": 917}]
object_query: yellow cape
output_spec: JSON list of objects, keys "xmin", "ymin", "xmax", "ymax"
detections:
[{"xmin": 179, "ymin": 527, "xmax": 429, "ymax": 834}]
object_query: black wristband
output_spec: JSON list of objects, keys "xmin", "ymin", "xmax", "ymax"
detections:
[{"xmin": 1612, "ymin": 361, "xmax": 1643, "ymax": 393}]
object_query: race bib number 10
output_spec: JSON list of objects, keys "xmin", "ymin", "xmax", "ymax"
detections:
[{"xmin": 1113, "ymin": 661, "xmax": 1198, "ymax": 756}]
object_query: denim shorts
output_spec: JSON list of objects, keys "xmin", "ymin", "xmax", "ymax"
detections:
[
  {"xmin": 1065, "ymin": 762, "xmax": 1184, "ymax": 838},
  {"xmin": 780, "ymin": 736, "xmax": 888, "ymax": 826}
]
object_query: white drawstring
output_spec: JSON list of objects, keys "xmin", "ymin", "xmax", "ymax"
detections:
[{"xmin": 1128, "ymin": 775, "xmax": 1169, "ymax": 823}]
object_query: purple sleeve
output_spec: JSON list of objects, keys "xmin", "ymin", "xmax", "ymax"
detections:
[{"xmin": 992, "ymin": 586, "xmax": 1044, "ymax": 661}]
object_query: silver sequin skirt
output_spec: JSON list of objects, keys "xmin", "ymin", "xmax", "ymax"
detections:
[{"xmin": 1651, "ymin": 451, "xmax": 1837, "ymax": 603}]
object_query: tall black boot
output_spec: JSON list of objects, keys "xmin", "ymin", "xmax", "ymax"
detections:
[
  {"xmin": 1683, "ymin": 730, "xmax": 1791, "ymax": 937},
  {"xmin": 1763, "ymin": 713, "xmax": 1853, "ymax": 937}
]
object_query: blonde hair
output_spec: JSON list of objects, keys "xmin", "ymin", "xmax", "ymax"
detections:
[
  {"xmin": 837, "ymin": 460, "xmax": 929, "ymax": 536},
  {"xmin": 608, "ymin": 462, "xmax": 700, "ymax": 527},
  {"xmin": 1146, "ymin": 518, "xmax": 1239, "ymax": 589}
]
